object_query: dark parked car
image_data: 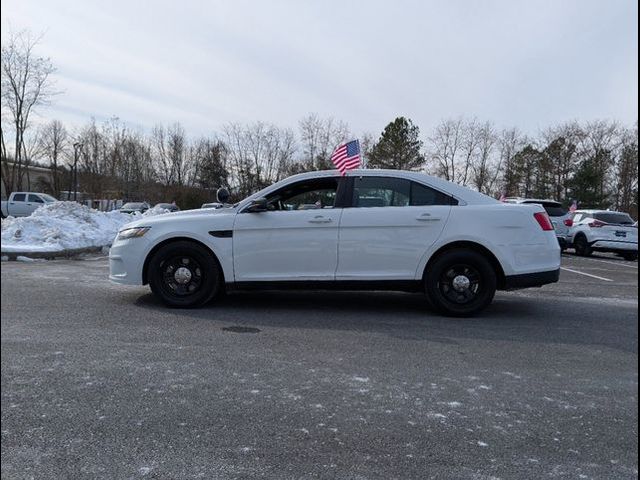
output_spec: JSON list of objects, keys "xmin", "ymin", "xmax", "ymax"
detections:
[
  {"xmin": 154, "ymin": 203, "xmax": 180, "ymax": 212},
  {"xmin": 119, "ymin": 202, "xmax": 150, "ymax": 214}
]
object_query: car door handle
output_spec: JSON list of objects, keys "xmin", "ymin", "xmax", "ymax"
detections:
[
  {"xmin": 308, "ymin": 216, "xmax": 333, "ymax": 224},
  {"xmin": 416, "ymin": 213, "xmax": 441, "ymax": 222}
]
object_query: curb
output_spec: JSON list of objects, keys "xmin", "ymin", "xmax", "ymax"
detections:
[{"xmin": 1, "ymin": 246, "xmax": 106, "ymax": 261}]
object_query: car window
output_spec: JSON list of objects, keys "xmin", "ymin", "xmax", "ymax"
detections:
[
  {"xmin": 28, "ymin": 194, "xmax": 44, "ymax": 203},
  {"xmin": 265, "ymin": 177, "xmax": 339, "ymax": 211},
  {"xmin": 353, "ymin": 177, "xmax": 410, "ymax": 207},
  {"xmin": 571, "ymin": 213, "xmax": 583, "ymax": 223},
  {"xmin": 353, "ymin": 177, "xmax": 454, "ymax": 207},
  {"xmin": 410, "ymin": 181, "xmax": 457, "ymax": 206},
  {"xmin": 522, "ymin": 201, "xmax": 567, "ymax": 217},
  {"xmin": 594, "ymin": 212, "xmax": 635, "ymax": 225},
  {"xmin": 12, "ymin": 194, "xmax": 26, "ymax": 202}
]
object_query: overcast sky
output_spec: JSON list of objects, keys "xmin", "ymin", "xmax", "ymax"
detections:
[{"xmin": 1, "ymin": 0, "xmax": 638, "ymax": 138}]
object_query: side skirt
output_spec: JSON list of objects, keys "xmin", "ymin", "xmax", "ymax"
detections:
[{"xmin": 226, "ymin": 280, "xmax": 424, "ymax": 293}]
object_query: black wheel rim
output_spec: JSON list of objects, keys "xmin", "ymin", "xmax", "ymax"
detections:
[
  {"xmin": 159, "ymin": 255, "xmax": 204, "ymax": 297},
  {"xmin": 437, "ymin": 263, "xmax": 481, "ymax": 305}
]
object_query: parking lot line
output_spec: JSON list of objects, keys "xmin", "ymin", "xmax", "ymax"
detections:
[
  {"xmin": 560, "ymin": 266, "xmax": 613, "ymax": 282},
  {"xmin": 586, "ymin": 258, "xmax": 638, "ymax": 270}
]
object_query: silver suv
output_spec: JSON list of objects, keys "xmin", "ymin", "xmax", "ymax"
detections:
[
  {"xmin": 567, "ymin": 210, "xmax": 638, "ymax": 261},
  {"xmin": 503, "ymin": 198, "xmax": 572, "ymax": 250}
]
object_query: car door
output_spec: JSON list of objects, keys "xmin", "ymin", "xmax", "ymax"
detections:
[
  {"xmin": 9, "ymin": 193, "xmax": 28, "ymax": 216},
  {"xmin": 27, "ymin": 194, "xmax": 45, "ymax": 214},
  {"xmin": 233, "ymin": 176, "xmax": 345, "ymax": 282},
  {"xmin": 336, "ymin": 175, "xmax": 453, "ymax": 280}
]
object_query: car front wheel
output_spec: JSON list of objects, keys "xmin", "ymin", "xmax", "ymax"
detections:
[
  {"xmin": 424, "ymin": 249, "xmax": 497, "ymax": 317},
  {"xmin": 621, "ymin": 252, "xmax": 638, "ymax": 261},
  {"xmin": 148, "ymin": 240, "xmax": 221, "ymax": 307}
]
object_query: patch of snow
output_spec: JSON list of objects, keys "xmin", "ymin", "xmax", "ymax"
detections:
[
  {"xmin": 447, "ymin": 401, "xmax": 462, "ymax": 407},
  {"xmin": 352, "ymin": 376, "xmax": 370, "ymax": 383},
  {"xmin": 0, "ymin": 256, "xmax": 8, "ymax": 261},
  {"xmin": 16, "ymin": 256, "xmax": 40, "ymax": 262},
  {"xmin": 477, "ymin": 441, "xmax": 489, "ymax": 447},
  {"xmin": 1, "ymin": 201, "xmax": 167, "ymax": 254},
  {"xmin": 428, "ymin": 413, "xmax": 447, "ymax": 419}
]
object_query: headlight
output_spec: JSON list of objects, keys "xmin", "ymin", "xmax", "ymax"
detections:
[{"xmin": 117, "ymin": 227, "xmax": 151, "ymax": 240}]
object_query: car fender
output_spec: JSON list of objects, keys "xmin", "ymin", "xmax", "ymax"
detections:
[
  {"xmin": 414, "ymin": 233, "xmax": 510, "ymax": 280},
  {"xmin": 140, "ymin": 229, "xmax": 234, "ymax": 284}
]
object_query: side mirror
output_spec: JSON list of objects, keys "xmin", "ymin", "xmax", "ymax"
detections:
[
  {"xmin": 246, "ymin": 198, "xmax": 268, "ymax": 213},
  {"xmin": 217, "ymin": 187, "xmax": 230, "ymax": 204}
]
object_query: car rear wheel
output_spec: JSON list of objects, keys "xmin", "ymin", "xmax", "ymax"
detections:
[
  {"xmin": 148, "ymin": 241, "xmax": 221, "ymax": 307},
  {"xmin": 573, "ymin": 235, "xmax": 592, "ymax": 257},
  {"xmin": 424, "ymin": 249, "xmax": 497, "ymax": 317},
  {"xmin": 621, "ymin": 252, "xmax": 638, "ymax": 261}
]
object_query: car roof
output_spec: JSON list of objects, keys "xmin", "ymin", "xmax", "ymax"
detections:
[
  {"xmin": 574, "ymin": 209, "xmax": 629, "ymax": 214},
  {"xmin": 504, "ymin": 197, "xmax": 561, "ymax": 204}
]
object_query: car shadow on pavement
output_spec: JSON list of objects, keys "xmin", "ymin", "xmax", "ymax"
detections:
[{"xmin": 131, "ymin": 289, "xmax": 609, "ymax": 348}]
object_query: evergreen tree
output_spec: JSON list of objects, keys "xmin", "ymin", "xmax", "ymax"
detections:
[
  {"xmin": 368, "ymin": 117, "xmax": 425, "ymax": 170},
  {"xmin": 568, "ymin": 158, "xmax": 609, "ymax": 208},
  {"xmin": 512, "ymin": 145, "xmax": 544, "ymax": 198}
]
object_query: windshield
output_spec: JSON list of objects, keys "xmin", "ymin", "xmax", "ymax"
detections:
[
  {"xmin": 593, "ymin": 212, "xmax": 635, "ymax": 225},
  {"xmin": 39, "ymin": 193, "xmax": 57, "ymax": 202}
]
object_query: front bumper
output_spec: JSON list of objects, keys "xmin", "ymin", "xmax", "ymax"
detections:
[
  {"xmin": 109, "ymin": 238, "xmax": 147, "ymax": 285},
  {"xmin": 503, "ymin": 268, "xmax": 560, "ymax": 290}
]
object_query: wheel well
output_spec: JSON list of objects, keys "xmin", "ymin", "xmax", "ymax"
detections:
[
  {"xmin": 424, "ymin": 241, "xmax": 506, "ymax": 289},
  {"xmin": 142, "ymin": 237, "xmax": 225, "ymax": 285}
]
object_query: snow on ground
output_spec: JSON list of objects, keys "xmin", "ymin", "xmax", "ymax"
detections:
[{"xmin": 1, "ymin": 202, "xmax": 169, "ymax": 253}]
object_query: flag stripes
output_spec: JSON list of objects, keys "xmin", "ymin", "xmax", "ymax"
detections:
[{"xmin": 331, "ymin": 140, "xmax": 361, "ymax": 175}]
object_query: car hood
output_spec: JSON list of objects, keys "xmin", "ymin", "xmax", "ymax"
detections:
[{"xmin": 120, "ymin": 206, "xmax": 238, "ymax": 230}]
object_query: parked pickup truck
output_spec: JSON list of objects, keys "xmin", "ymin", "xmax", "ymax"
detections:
[{"xmin": 1, "ymin": 192, "xmax": 58, "ymax": 218}]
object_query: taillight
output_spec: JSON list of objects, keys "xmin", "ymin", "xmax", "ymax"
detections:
[
  {"xmin": 534, "ymin": 212, "xmax": 554, "ymax": 231},
  {"xmin": 588, "ymin": 220, "xmax": 607, "ymax": 228},
  {"xmin": 563, "ymin": 219, "xmax": 574, "ymax": 227}
]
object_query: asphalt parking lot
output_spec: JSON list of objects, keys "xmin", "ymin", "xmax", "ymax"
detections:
[{"xmin": 1, "ymin": 253, "xmax": 638, "ymax": 479}]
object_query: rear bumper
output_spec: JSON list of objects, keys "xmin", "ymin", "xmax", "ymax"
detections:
[
  {"xmin": 591, "ymin": 240, "xmax": 637, "ymax": 252},
  {"xmin": 503, "ymin": 268, "xmax": 560, "ymax": 290}
]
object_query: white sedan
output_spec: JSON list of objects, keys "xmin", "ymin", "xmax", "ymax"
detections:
[{"xmin": 109, "ymin": 170, "xmax": 560, "ymax": 316}]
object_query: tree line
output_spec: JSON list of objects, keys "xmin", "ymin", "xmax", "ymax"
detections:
[{"xmin": 2, "ymin": 30, "xmax": 638, "ymax": 213}]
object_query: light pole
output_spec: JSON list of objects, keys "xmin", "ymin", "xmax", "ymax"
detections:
[{"xmin": 72, "ymin": 142, "xmax": 83, "ymax": 201}]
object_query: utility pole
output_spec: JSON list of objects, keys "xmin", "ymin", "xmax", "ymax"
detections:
[{"xmin": 72, "ymin": 142, "xmax": 83, "ymax": 201}]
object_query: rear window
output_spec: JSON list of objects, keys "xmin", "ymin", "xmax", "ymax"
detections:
[
  {"xmin": 593, "ymin": 212, "xmax": 635, "ymax": 225},
  {"xmin": 523, "ymin": 201, "xmax": 567, "ymax": 217}
]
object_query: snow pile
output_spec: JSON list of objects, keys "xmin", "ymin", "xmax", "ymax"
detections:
[{"xmin": 1, "ymin": 202, "xmax": 168, "ymax": 253}]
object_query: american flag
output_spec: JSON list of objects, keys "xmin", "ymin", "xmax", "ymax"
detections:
[{"xmin": 331, "ymin": 140, "xmax": 361, "ymax": 175}]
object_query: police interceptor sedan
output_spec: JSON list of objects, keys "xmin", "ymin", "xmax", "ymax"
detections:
[{"xmin": 109, "ymin": 170, "xmax": 560, "ymax": 316}]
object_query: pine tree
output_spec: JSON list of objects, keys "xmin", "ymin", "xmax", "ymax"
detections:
[{"xmin": 367, "ymin": 117, "xmax": 425, "ymax": 170}]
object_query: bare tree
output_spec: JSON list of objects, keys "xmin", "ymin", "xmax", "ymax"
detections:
[
  {"xmin": 471, "ymin": 121, "xmax": 498, "ymax": 194},
  {"xmin": 1, "ymin": 30, "xmax": 57, "ymax": 195},
  {"xmin": 37, "ymin": 119, "xmax": 68, "ymax": 196},
  {"xmin": 223, "ymin": 121, "xmax": 297, "ymax": 197},
  {"xmin": 427, "ymin": 118, "xmax": 463, "ymax": 182},
  {"xmin": 298, "ymin": 113, "xmax": 350, "ymax": 170}
]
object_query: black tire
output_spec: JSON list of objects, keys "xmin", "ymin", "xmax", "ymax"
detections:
[
  {"xmin": 424, "ymin": 249, "xmax": 497, "ymax": 317},
  {"xmin": 148, "ymin": 240, "xmax": 221, "ymax": 307},
  {"xmin": 573, "ymin": 235, "xmax": 592, "ymax": 257},
  {"xmin": 621, "ymin": 252, "xmax": 638, "ymax": 261}
]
